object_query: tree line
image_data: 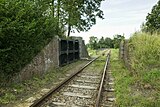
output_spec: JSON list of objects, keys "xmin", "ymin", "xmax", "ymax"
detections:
[{"xmin": 87, "ymin": 34, "xmax": 125, "ymax": 49}]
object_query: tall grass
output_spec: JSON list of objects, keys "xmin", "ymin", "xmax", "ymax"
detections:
[
  {"xmin": 129, "ymin": 32, "xmax": 160, "ymax": 72},
  {"xmin": 112, "ymin": 34, "xmax": 160, "ymax": 106}
]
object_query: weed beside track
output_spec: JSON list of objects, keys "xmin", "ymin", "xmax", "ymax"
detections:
[{"xmin": 111, "ymin": 49, "xmax": 160, "ymax": 107}]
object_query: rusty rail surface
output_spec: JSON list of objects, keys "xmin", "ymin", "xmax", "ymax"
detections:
[
  {"xmin": 30, "ymin": 57, "xmax": 99, "ymax": 107},
  {"xmin": 95, "ymin": 50, "xmax": 111, "ymax": 107}
]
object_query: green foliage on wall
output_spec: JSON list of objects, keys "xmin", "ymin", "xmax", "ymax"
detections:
[{"xmin": 0, "ymin": 0, "xmax": 58, "ymax": 79}]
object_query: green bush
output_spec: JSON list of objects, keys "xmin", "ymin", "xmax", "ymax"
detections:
[
  {"xmin": 0, "ymin": 0, "xmax": 58, "ymax": 81},
  {"xmin": 129, "ymin": 32, "xmax": 160, "ymax": 71}
]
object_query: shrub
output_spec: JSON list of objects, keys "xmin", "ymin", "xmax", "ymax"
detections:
[
  {"xmin": 129, "ymin": 32, "xmax": 160, "ymax": 72},
  {"xmin": 0, "ymin": 0, "xmax": 58, "ymax": 82}
]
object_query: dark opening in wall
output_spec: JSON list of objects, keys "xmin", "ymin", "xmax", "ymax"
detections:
[
  {"xmin": 59, "ymin": 53, "xmax": 68, "ymax": 66},
  {"xmin": 68, "ymin": 40, "xmax": 74, "ymax": 51},
  {"xmin": 68, "ymin": 53, "xmax": 74, "ymax": 62},
  {"xmin": 75, "ymin": 40, "xmax": 79, "ymax": 50},
  {"xmin": 75, "ymin": 52, "xmax": 79, "ymax": 60},
  {"xmin": 60, "ymin": 40, "xmax": 67, "ymax": 51},
  {"xmin": 59, "ymin": 39, "xmax": 79, "ymax": 66}
]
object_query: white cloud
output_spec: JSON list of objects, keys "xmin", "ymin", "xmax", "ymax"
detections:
[
  {"xmin": 105, "ymin": 0, "xmax": 133, "ymax": 6},
  {"xmin": 70, "ymin": 0, "xmax": 158, "ymax": 43}
]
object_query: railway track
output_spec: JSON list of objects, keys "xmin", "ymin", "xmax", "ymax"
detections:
[{"xmin": 30, "ymin": 50, "xmax": 115, "ymax": 107}]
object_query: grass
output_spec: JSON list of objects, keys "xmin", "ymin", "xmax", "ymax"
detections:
[
  {"xmin": 87, "ymin": 48, "xmax": 109, "ymax": 61},
  {"xmin": 0, "ymin": 48, "xmax": 107, "ymax": 106},
  {"xmin": 0, "ymin": 60, "xmax": 86, "ymax": 105},
  {"xmin": 111, "ymin": 49, "xmax": 134, "ymax": 106},
  {"xmin": 87, "ymin": 48, "xmax": 97, "ymax": 57},
  {"xmin": 1, "ymin": 47, "xmax": 159, "ymax": 106},
  {"xmin": 88, "ymin": 59, "xmax": 106, "ymax": 73},
  {"xmin": 129, "ymin": 32, "xmax": 160, "ymax": 71},
  {"xmin": 110, "ymin": 49, "xmax": 160, "ymax": 107}
]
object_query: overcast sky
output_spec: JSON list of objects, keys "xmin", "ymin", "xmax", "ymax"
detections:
[{"xmin": 70, "ymin": 0, "xmax": 158, "ymax": 43}]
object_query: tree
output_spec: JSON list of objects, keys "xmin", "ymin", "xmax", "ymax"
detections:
[
  {"xmin": 98, "ymin": 37, "xmax": 113, "ymax": 48},
  {"xmin": 87, "ymin": 35, "xmax": 124, "ymax": 49},
  {"xmin": 61, "ymin": 0, "xmax": 82, "ymax": 36},
  {"xmin": 112, "ymin": 35, "xmax": 125, "ymax": 48},
  {"xmin": 0, "ymin": 0, "xmax": 105, "ymax": 80},
  {"xmin": 0, "ymin": 0, "xmax": 57, "ymax": 79},
  {"xmin": 104, "ymin": 37, "xmax": 113, "ymax": 48},
  {"xmin": 88, "ymin": 36, "xmax": 98, "ymax": 49},
  {"xmin": 142, "ymin": 1, "xmax": 160, "ymax": 33},
  {"xmin": 58, "ymin": 0, "xmax": 105, "ymax": 36},
  {"xmin": 98, "ymin": 37, "xmax": 105, "ymax": 48}
]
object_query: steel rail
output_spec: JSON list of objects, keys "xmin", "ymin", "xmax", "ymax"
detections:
[
  {"xmin": 30, "ymin": 57, "xmax": 99, "ymax": 107},
  {"xmin": 95, "ymin": 50, "xmax": 111, "ymax": 107}
]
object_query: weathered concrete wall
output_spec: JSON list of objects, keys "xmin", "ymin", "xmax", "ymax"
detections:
[
  {"xmin": 119, "ymin": 41, "xmax": 124, "ymax": 59},
  {"xmin": 71, "ymin": 36, "xmax": 90, "ymax": 58},
  {"xmin": 81, "ymin": 40, "xmax": 90, "ymax": 58},
  {"xmin": 119, "ymin": 40, "xmax": 131, "ymax": 70},
  {"xmin": 10, "ymin": 36, "xmax": 88, "ymax": 83},
  {"xmin": 11, "ymin": 37, "xmax": 59, "ymax": 83}
]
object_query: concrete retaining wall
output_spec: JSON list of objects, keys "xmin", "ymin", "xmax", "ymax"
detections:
[
  {"xmin": 11, "ymin": 38, "xmax": 59, "ymax": 83},
  {"xmin": 71, "ymin": 36, "xmax": 90, "ymax": 58},
  {"xmin": 119, "ymin": 40, "xmax": 131, "ymax": 70},
  {"xmin": 10, "ymin": 36, "xmax": 89, "ymax": 83}
]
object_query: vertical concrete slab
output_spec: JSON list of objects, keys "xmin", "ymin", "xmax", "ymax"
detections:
[{"xmin": 71, "ymin": 36, "xmax": 89, "ymax": 58}]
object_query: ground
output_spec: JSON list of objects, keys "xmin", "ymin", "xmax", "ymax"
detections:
[
  {"xmin": 0, "ymin": 60, "xmax": 89, "ymax": 107},
  {"xmin": 0, "ymin": 49, "xmax": 159, "ymax": 107},
  {"xmin": 110, "ymin": 49, "xmax": 160, "ymax": 107}
]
